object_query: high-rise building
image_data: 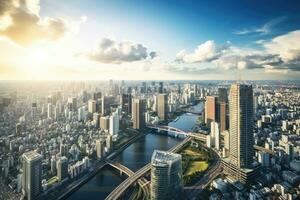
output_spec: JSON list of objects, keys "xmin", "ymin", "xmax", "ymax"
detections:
[
  {"xmin": 88, "ymin": 99, "xmax": 96, "ymax": 114},
  {"xmin": 96, "ymin": 139, "xmax": 105, "ymax": 159},
  {"xmin": 132, "ymin": 99, "xmax": 146, "ymax": 129},
  {"xmin": 22, "ymin": 151, "xmax": 42, "ymax": 200},
  {"xmin": 211, "ymin": 121, "xmax": 220, "ymax": 150},
  {"xmin": 158, "ymin": 82, "xmax": 163, "ymax": 94},
  {"xmin": 219, "ymin": 102, "xmax": 228, "ymax": 132},
  {"xmin": 218, "ymin": 88, "xmax": 228, "ymax": 103},
  {"xmin": 205, "ymin": 96, "xmax": 218, "ymax": 126},
  {"xmin": 78, "ymin": 106, "xmax": 86, "ymax": 121},
  {"xmin": 50, "ymin": 156, "xmax": 56, "ymax": 175},
  {"xmin": 47, "ymin": 103, "xmax": 53, "ymax": 119},
  {"xmin": 229, "ymin": 84, "xmax": 254, "ymax": 169},
  {"xmin": 222, "ymin": 84, "xmax": 260, "ymax": 184},
  {"xmin": 100, "ymin": 116, "xmax": 110, "ymax": 131},
  {"xmin": 57, "ymin": 156, "xmax": 68, "ymax": 181},
  {"xmin": 106, "ymin": 134, "xmax": 113, "ymax": 153},
  {"xmin": 60, "ymin": 143, "xmax": 68, "ymax": 157},
  {"xmin": 101, "ymin": 96, "xmax": 114, "ymax": 116},
  {"xmin": 121, "ymin": 94, "xmax": 132, "ymax": 115},
  {"xmin": 109, "ymin": 112, "xmax": 119, "ymax": 136},
  {"xmin": 67, "ymin": 97, "xmax": 77, "ymax": 111},
  {"xmin": 157, "ymin": 94, "xmax": 168, "ymax": 120},
  {"xmin": 93, "ymin": 113, "xmax": 100, "ymax": 128},
  {"xmin": 151, "ymin": 150, "xmax": 183, "ymax": 200}
]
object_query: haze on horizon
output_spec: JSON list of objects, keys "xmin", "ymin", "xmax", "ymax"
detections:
[{"xmin": 0, "ymin": 0, "xmax": 300, "ymax": 80}]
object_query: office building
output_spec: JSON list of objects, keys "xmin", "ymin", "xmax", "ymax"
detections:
[
  {"xmin": 222, "ymin": 84, "xmax": 259, "ymax": 184},
  {"xmin": 96, "ymin": 139, "xmax": 105, "ymax": 159},
  {"xmin": 93, "ymin": 113, "xmax": 100, "ymax": 128},
  {"xmin": 88, "ymin": 99, "xmax": 96, "ymax": 114},
  {"xmin": 132, "ymin": 99, "xmax": 146, "ymax": 129},
  {"xmin": 106, "ymin": 134, "xmax": 113, "ymax": 153},
  {"xmin": 109, "ymin": 112, "xmax": 119, "ymax": 136},
  {"xmin": 67, "ymin": 97, "xmax": 77, "ymax": 111},
  {"xmin": 57, "ymin": 156, "xmax": 68, "ymax": 181},
  {"xmin": 218, "ymin": 88, "xmax": 228, "ymax": 103},
  {"xmin": 121, "ymin": 93, "xmax": 132, "ymax": 115},
  {"xmin": 157, "ymin": 94, "xmax": 168, "ymax": 120},
  {"xmin": 47, "ymin": 103, "xmax": 53, "ymax": 119},
  {"xmin": 22, "ymin": 151, "xmax": 42, "ymax": 200},
  {"xmin": 151, "ymin": 150, "xmax": 183, "ymax": 200},
  {"xmin": 205, "ymin": 96, "xmax": 218, "ymax": 127},
  {"xmin": 158, "ymin": 82, "xmax": 163, "ymax": 93},
  {"xmin": 229, "ymin": 84, "xmax": 254, "ymax": 168},
  {"xmin": 211, "ymin": 121, "xmax": 220, "ymax": 150},
  {"xmin": 100, "ymin": 116, "xmax": 110, "ymax": 131},
  {"xmin": 101, "ymin": 96, "xmax": 114, "ymax": 116}
]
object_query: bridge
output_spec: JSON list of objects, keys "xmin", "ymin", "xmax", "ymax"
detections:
[
  {"xmin": 148, "ymin": 125, "xmax": 276, "ymax": 154},
  {"xmin": 107, "ymin": 161, "xmax": 150, "ymax": 199},
  {"xmin": 105, "ymin": 137, "xmax": 191, "ymax": 200},
  {"xmin": 147, "ymin": 125, "xmax": 207, "ymax": 141}
]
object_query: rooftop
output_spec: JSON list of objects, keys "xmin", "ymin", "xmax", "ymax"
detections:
[
  {"xmin": 23, "ymin": 151, "xmax": 42, "ymax": 161},
  {"xmin": 151, "ymin": 150, "xmax": 181, "ymax": 167}
]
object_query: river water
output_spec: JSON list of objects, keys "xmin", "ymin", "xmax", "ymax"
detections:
[{"xmin": 68, "ymin": 103, "xmax": 203, "ymax": 200}]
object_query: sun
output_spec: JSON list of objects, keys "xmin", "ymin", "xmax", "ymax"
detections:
[{"xmin": 26, "ymin": 48, "xmax": 49, "ymax": 70}]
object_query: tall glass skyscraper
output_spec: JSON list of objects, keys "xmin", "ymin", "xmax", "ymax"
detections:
[
  {"xmin": 150, "ymin": 150, "xmax": 183, "ymax": 200},
  {"xmin": 229, "ymin": 83, "xmax": 254, "ymax": 169},
  {"xmin": 22, "ymin": 151, "xmax": 42, "ymax": 200}
]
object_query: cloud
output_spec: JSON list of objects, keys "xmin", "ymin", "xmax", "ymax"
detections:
[
  {"xmin": 174, "ymin": 30, "xmax": 300, "ymax": 73},
  {"xmin": 88, "ymin": 38, "xmax": 155, "ymax": 64},
  {"xmin": 233, "ymin": 16, "xmax": 287, "ymax": 35},
  {"xmin": 0, "ymin": 0, "xmax": 72, "ymax": 46},
  {"xmin": 175, "ymin": 40, "xmax": 231, "ymax": 63}
]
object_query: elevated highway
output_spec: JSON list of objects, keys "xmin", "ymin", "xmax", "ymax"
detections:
[{"xmin": 105, "ymin": 137, "xmax": 191, "ymax": 200}]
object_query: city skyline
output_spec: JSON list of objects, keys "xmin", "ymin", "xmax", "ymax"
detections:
[{"xmin": 0, "ymin": 0, "xmax": 300, "ymax": 80}]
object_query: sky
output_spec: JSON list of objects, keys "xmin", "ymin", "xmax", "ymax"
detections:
[{"xmin": 0, "ymin": 0, "xmax": 300, "ymax": 80}]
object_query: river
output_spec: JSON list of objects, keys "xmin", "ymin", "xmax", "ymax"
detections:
[{"xmin": 68, "ymin": 102, "xmax": 203, "ymax": 200}]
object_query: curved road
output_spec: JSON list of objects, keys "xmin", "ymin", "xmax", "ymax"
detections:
[{"xmin": 105, "ymin": 137, "xmax": 191, "ymax": 200}]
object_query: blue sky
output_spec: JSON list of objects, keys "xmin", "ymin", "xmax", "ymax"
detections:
[{"xmin": 0, "ymin": 0, "xmax": 299, "ymax": 80}]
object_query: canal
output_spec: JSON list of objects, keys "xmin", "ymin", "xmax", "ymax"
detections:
[{"xmin": 68, "ymin": 103, "xmax": 203, "ymax": 200}]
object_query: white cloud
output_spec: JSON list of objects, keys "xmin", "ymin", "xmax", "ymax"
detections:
[
  {"xmin": 175, "ymin": 40, "xmax": 231, "ymax": 63},
  {"xmin": 233, "ymin": 16, "xmax": 286, "ymax": 35},
  {"xmin": 174, "ymin": 29, "xmax": 300, "ymax": 74},
  {"xmin": 264, "ymin": 30, "xmax": 300, "ymax": 63},
  {"xmin": 0, "ymin": 0, "xmax": 80, "ymax": 46},
  {"xmin": 88, "ymin": 38, "xmax": 157, "ymax": 64}
]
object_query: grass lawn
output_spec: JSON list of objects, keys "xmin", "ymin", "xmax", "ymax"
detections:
[
  {"xmin": 186, "ymin": 161, "xmax": 208, "ymax": 175},
  {"xmin": 182, "ymin": 149, "xmax": 203, "ymax": 157}
]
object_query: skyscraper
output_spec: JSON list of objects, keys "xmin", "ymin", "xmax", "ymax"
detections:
[
  {"xmin": 22, "ymin": 151, "xmax": 42, "ymax": 200},
  {"xmin": 222, "ymin": 84, "xmax": 259, "ymax": 184},
  {"xmin": 158, "ymin": 82, "xmax": 163, "ymax": 93},
  {"xmin": 218, "ymin": 88, "xmax": 228, "ymax": 103},
  {"xmin": 205, "ymin": 96, "xmax": 218, "ymax": 126},
  {"xmin": 57, "ymin": 156, "xmax": 68, "ymax": 182},
  {"xmin": 218, "ymin": 88, "xmax": 228, "ymax": 132},
  {"xmin": 132, "ymin": 99, "xmax": 146, "ymax": 129},
  {"xmin": 121, "ymin": 94, "xmax": 132, "ymax": 115},
  {"xmin": 101, "ymin": 96, "xmax": 114, "ymax": 116},
  {"xmin": 109, "ymin": 112, "xmax": 119, "ymax": 136},
  {"xmin": 96, "ymin": 139, "xmax": 105, "ymax": 159},
  {"xmin": 151, "ymin": 150, "xmax": 183, "ymax": 200},
  {"xmin": 67, "ymin": 97, "xmax": 77, "ymax": 111},
  {"xmin": 157, "ymin": 94, "xmax": 168, "ymax": 120},
  {"xmin": 88, "ymin": 99, "xmax": 96, "ymax": 114},
  {"xmin": 229, "ymin": 84, "xmax": 254, "ymax": 168}
]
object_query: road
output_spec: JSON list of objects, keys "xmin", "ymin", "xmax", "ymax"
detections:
[{"xmin": 105, "ymin": 137, "xmax": 191, "ymax": 200}]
